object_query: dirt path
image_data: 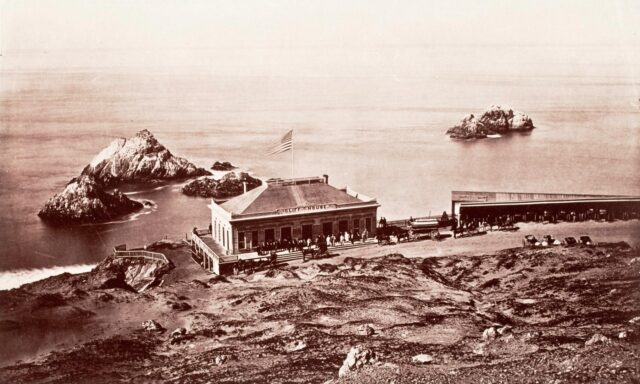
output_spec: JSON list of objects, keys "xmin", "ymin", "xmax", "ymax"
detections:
[{"xmin": 292, "ymin": 220, "xmax": 640, "ymax": 268}]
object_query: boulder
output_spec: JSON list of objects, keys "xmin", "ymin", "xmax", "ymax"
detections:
[
  {"xmin": 38, "ymin": 175, "xmax": 143, "ymax": 225},
  {"xmin": 412, "ymin": 354, "xmax": 434, "ymax": 364},
  {"xmin": 141, "ymin": 320, "xmax": 164, "ymax": 332},
  {"xmin": 169, "ymin": 327, "xmax": 189, "ymax": 344},
  {"xmin": 446, "ymin": 105, "xmax": 535, "ymax": 139},
  {"xmin": 585, "ymin": 333, "xmax": 610, "ymax": 346},
  {"xmin": 497, "ymin": 325, "xmax": 512, "ymax": 336},
  {"xmin": 285, "ymin": 340, "xmax": 307, "ymax": 352},
  {"xmin": 214, "ymin": 355, "xmax": 234, "ymax": 365},
  {"xmin": 358, "ymin": 324, "xmax": 375, "ymax": 336},
  {"xmin": 338, "ymin": 346, "xmax": 378, "ymax": 377},
  {"xmin": 170, "ymin": 327, "xmax": 187, "ymax": 338},
  {"xmin": 81, "ymin": 129, "xmax": 210, "ymax": 187},
  {"xmin": 482, "ymin": 327, "xmax": 497, "ymax": 340},
  {"xmin": 523, "ymin": 331, "xmax": 542, "ymax": 341},
  {"xmin": 618, "ymin": 331, "xmax": 628, "ymax": 339},
  {"xmin": 87, "ymin": 256, "xmax": 171, "ymax": 293}
]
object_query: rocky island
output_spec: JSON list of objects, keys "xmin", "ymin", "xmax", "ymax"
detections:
[
  {"xmin": 446, "ymin": 105, "xmax": 535, "ymax": 139},
  {"xmin": 38, "ymin": 175, "xmax": 144, "ymax": 225},
  {"xmin": 81, "ymin": 129, "xmax": 211, "ymax": 186},
  {"xmin": 39, "ymin": 130, "xmax": 210, "ymax": 224},
  {"xmin": 182, "ymin": 171, "xmax": 262, "ymax": 199},
  {"xmin": 211, "ymin": 161, "xmax": 237, "ymax": 171}
]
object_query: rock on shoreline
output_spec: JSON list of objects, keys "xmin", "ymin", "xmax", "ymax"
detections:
[
  {"xmin": 81, "ymin": 129, "xmax": 211, "ymax": 186},
  {"xmin": 446, "ymin": 105, "xmax": 535, "ymax": 139},
  {"xmin": 38, "ymin": 175, "xmax": 143, "ymax": 224},
  {"xmin": 182, "ymin": 172, "xmax": 262, "ymax": 199}
]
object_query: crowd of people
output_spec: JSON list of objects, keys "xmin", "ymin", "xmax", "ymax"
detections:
[{"xmin": 255, "ymin": 228, "xmax": 370, "ymax": 256}]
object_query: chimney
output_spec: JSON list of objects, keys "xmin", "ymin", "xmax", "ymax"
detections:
[
  {"xmin": 243, "ymin": 181, "xmax": 247, "ymax": 194},
  {"xmin": 323, "ymin": 174, "xmax": 329, "ymax": 184}
]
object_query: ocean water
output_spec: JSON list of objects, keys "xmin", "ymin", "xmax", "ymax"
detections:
[{"xmin": 0, "ymin": 45, "xmax": 639, "ymax": 280}]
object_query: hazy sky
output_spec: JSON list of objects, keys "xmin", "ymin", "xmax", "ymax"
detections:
[
  {"xmin": 1, "ymin": 0, "xmax": 639, "ymax": 76},
  {"xmin": 2, "ymin": 0, "xmax": 639, "ymax": 51}
]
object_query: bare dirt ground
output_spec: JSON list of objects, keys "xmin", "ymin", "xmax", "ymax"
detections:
[{"xmin": 0, "ymin": 220, "xmax": 639, "ymax": 383}]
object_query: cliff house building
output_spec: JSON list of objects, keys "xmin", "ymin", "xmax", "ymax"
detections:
[{"xmin": 209, "ymin": 175, "xmax": 380, "ymax": 255}]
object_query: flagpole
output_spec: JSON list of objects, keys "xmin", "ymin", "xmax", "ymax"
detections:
[{"xmin": 291, "ymin": 130, "xmax": 294, "ymax": 180}]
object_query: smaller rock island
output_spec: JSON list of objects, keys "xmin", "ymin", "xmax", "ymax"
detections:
[
  {"xmin": 38, "ymin": 175, "xmax": 143, "ymax": 224},
  {"xmin": 182, "ymin": 172, "xmax": 262, "ymax": 199},
  {"xmin": 211, "ymin": 161, "xmax": 236, "ymax": 171},
  {"xmin": 446, "ymin": 105, "xmax": 535, "ymax": 139}
]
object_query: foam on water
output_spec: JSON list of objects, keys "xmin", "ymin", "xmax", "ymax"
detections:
[{"xmin": 0, "ymin": 264, "xmax": 97, "ymax": 291}]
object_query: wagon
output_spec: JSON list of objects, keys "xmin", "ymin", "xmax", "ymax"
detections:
[{"xmin": 302, "ymin": 242, "xmax": 328, "ymax": 261}]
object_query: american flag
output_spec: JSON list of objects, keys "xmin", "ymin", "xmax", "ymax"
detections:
[{"xmin": 267, "ymin": 130, "xmax": 293, "ymax": 156}]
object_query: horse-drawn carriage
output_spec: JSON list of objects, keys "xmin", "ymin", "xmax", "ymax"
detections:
[
  {"xmin": 302, "ymin": 242, "xmax": 328, "ymax": 261},
  {"xmin": 376, "ymin": 224, "xmax": 413, "ymax": 245}
]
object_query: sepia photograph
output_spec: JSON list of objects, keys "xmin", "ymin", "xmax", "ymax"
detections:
[{"xmin": 0, "ymin": 0, "xmax": 639, "ymax": 382}]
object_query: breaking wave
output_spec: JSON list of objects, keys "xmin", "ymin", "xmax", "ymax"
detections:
[
  {"xmin": 85, "ymin": 199, "xmax": 158, "ymax": 226},
  {"xmin": 0, "ymin": 263, "xmax": 96, "ymax": 291}
]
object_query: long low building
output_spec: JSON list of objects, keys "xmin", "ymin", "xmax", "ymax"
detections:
[
  {"xmin": 209, "ymin": 175, "xmax": 380, "ymax": 255},
  {"xmin": 452, "ymin": 190, "xmax": 640, "ymax": 223}
]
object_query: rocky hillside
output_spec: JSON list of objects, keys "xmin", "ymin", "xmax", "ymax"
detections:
[
  {"xmin": 81, "ymin": 129, "xmax": 210, "ymax": 186},
  {"xmin": 446, "ymin": 105, "xmax": 535, "ymax": 139},
  {"xmin": 1, "ymin": 242, "xmax": 638, "ymax": 383},
  {"xmin": 38, "ymin": 175, "xmax": 144, "ymax": 224},
  {"xmin": 182, "ymin": 171, "xmax": 262, "ymax": 199}
]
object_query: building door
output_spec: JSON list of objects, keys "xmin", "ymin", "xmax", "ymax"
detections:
[
  {"xmin": 280, "ymin": 226, "xmax": 292, "ymax": 240},
  {"xmin": 339, "ymin": 220, "xmax": 348, "ymax": 233},
  {"xmin": 353, "ymin": 219, "xmax": 360, "ymax": 232},
  {"xmin": 265, "ymin": 228, "xmax": 275, "ymax": 242},
  {"xmin": 365, "ymin": 218, "xmax": 372, "ymax": 233},
  {"xmin": 322, "ymin": 222, "xmax": 333, "ymax": 236},
  {"xmin": 301, "ymin": 224, "xmax": 313, "ymax": 240},
  {"xmin": 251, "ymin": 230, "xmax": 258, "ymax": 249}
]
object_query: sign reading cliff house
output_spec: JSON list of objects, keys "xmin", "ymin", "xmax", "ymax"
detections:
[{"xmin": 208, "ymin": 175, "xmax": 380, "ymax": 254}]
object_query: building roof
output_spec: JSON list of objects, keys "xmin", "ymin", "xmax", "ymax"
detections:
[
  {"xmin": 452, "ymin": 190, "xmax": 637, "ymax": 204},
  {"xmin": 219, "ymin": 177, "xmax": 375, "ymax": 217}
]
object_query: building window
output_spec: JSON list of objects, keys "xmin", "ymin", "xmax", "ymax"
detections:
[
  {"xmin": 353, "ymin": 219, "xmax": 360, "ymax": 231},
  {"xmin": 238, "ymin": 232, "xmax": 245, "ymax": 249},
  {"xmin": 339, "ymin": 220, "xmax": 348, "ymax": 233},
  {"xmin": 265, "ymin": 228, "xmax": 275, "ymax": 242},
  {"xmin": 301, "ymin": 224, "xmax": 313, "ymax": 240}
]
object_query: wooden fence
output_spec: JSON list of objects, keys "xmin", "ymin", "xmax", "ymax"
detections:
[{"xmin": 113, "ymin": 249, "xmax": 169, "ymax": 264}]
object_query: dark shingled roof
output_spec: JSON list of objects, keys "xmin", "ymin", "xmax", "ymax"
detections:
[{"xmin": 220, "ymin": 182, "xmax": 365, "ymax": 216}]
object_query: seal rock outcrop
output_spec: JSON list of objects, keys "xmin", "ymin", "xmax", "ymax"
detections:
[
  {"xmin": 38, "ymin": 175, "xmax": 143, "ymax": 224},
  {"xmin": 446, "ymin": 105, "xmax": 534, "ymax": 139},
  {"xmin": 182, "ymin": 171, "xmax": 262, "ymax": 199},
  {"xmin": 81, "ymin": 129, "xmax": 210, "ymax": 186}
]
